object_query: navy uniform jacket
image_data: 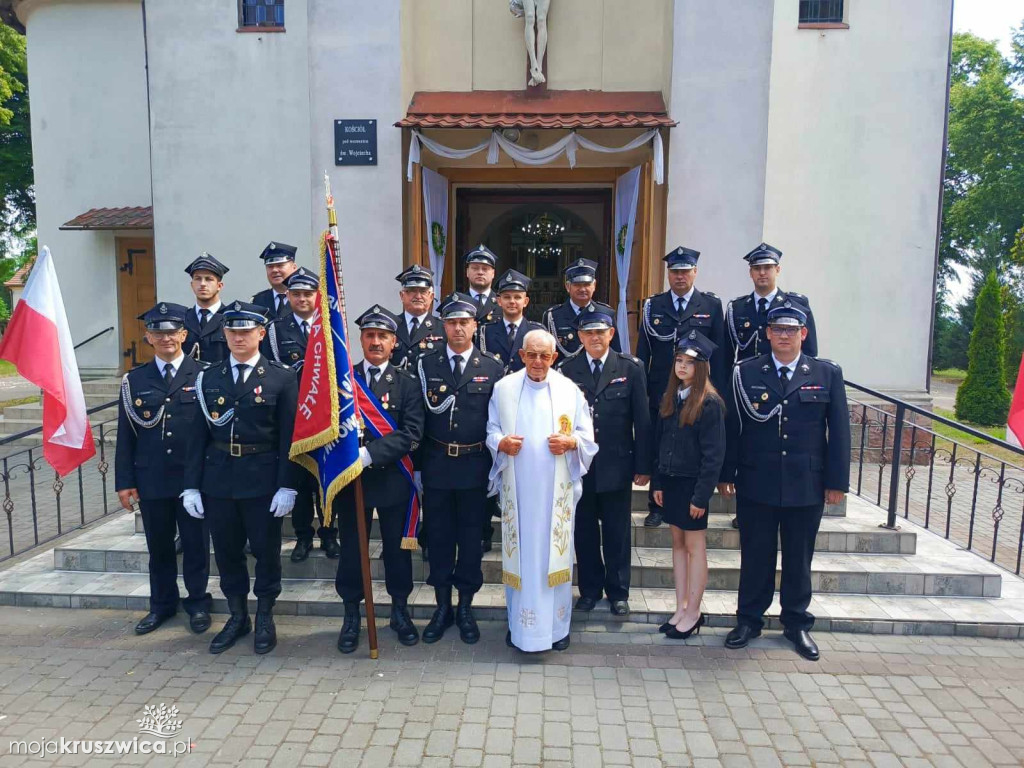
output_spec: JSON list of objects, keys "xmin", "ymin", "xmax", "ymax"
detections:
[
  {"xmin": 391, "ymin": 312, "xmax": 447, "ymax": 371},
  {"xmin": 726, "ymin": 354, "xmax": 850, "ymax": 507},
  {"xmin": 261, "ymin": 314, "xmax": 309, "ymax": 369},
  {"xmin": 543, "ymin": 300, "xmax": 622, "ymax": 363},
  {"xmin": 355, "ymin": 361, "xmax": 425, "ymax": 509},
  {"xmin": 251, "ymin": 288, "xmax": 291, "ymax": 318},
  {"xmin": 115, "ymin": 356, "xmax": 206, "ymax": 500},
  {"xmin": 560, "ymin": 351, "xmax": 652, "ymax": 493},
  {"xmin": 184, "ymin": 355, "xmax": 302, "ymax": 499},
  {"xmin": 416, "ymin": 346, "xmax": 503, "ymax": 490},
  {"xmin": 726, "ymin": 290, "xmax": 818, "ymax": 364},
  {"xmin": 637, "ymin": 289, "xmax": 727, "ymax": 406},
  {"xmin": 479, "ymin": 318, "xmax": 544, "ymax": 374},
  {"xmin": 651, "ymin": 395, "xmax": 727, "ymax": 509},
  {"xmin": 183, "ymin": 306, "xmax": 228, "ymax": 364},
  {"xmin": 474, "ymin": 293, "xmax": 501, "ymax": 326}
]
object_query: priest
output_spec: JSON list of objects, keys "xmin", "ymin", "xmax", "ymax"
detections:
[{"xmin": 486, "ymin": 329, "xmax": 598, "ymax": 652}]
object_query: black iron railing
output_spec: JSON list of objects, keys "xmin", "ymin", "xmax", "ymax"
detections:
[
  {"xmin": 0, "ymin": 400, "xmax": 119, "ymax": 563},
  {"xmin": 847, "ymin": 381, "xmax": 1024, "ymax": 576},
  {"xmin": 73, "ymin": 326, "xmax": 114, "ymax": 351}
]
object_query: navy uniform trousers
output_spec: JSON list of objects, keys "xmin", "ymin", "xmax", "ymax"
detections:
[
  {"xmin": 141, "ymin": 498, "xmax": 211, "ymax": 615},
  {"xmin": 574, "ymin": 484, "xmax": 632, "ymax": 601},
  {"xmin": 333, "ymin": 485, "xmax": 413, "ymax": 603}
]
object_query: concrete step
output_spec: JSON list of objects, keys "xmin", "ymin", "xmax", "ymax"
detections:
[
  {"xmin": 1, "ymin": 395, "xmax": 117, "ymax": 421},
  {"xmin": 80, "ymin": 378, "xmax": 122, "ymax": 395}
]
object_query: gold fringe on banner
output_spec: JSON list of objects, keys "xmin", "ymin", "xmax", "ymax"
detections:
[
  {"xmin": 502, "ymin": 571, "xmax": 521, "ymax": 590},
  {"xmin": 400, "ymin": 537, "xmax": 420, "ymax": 551},
  {"xmin": 547, "ymin": 569, "xmax": 572, "ymax": 588}
]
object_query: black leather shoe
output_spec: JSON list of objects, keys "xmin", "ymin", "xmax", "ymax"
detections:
[
  {"xmin": 337, "ymin": 603, "xmax": 361, "ymax": 654},
  {"xmin": 291, "ymin": 539, "xmax": 313, "ymax": 563},
  {"xmin": 609, "ymin": 600, "xmax": 630, "ymax": 616},
  {"xmin": 189, "ymin": 610, "xmax": 212, "ymax": 634},
  {"xmin": 575, "ymin": 596, "xmax": 597, "ymax": 611},
  {"xmin": 644, "ymin": 511, "xmax": 663, "ymax": 528},
  {"xmin": 253, "ymin": 598, "xmax": 276, "ymax": 654},
  {"xmin": 134, "ymin": 611, "xmax": 174, "ymax": 635},
  {"xmin": 784, "ymin": 628, "xmax": 820, "ymax": 661},
  {"xmin": 455, "ymin": 593, "xmax": 480, "ymax": 645},
  {"xmin": 422, "ymin": 588, "xmax": 454, "ymax": 644},
  {"xmin": 174, "ymin": 535, "xmax": 182, "ymax": 555},
  {"xmin": 724, "ymin": 624, "xmax": 761, "ymax": 649},
  {"xmin": 210, "ymin": 597, "xmax": 251, "ymax": 654},
  {"xmin": 321, "ymin": 536, "xmax": 341, "ymax": 559},
  {"xmin": 552, "ymin": 634, "xmax": 570, "ymax": 651},
  {"xmin": 731, "ymin": 516, "xmax": 739, "ymax": 530},
  {"xmin": 481, "ymin": 538, "xmax": 493, "ymax": 553},
  {"xmin": 390, "ymin": 599, "xmax": 419, "ymax": 646}
]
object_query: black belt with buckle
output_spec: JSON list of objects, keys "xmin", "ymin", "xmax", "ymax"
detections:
[
  {"xmin": 429, "ymin": 437, "xmax": 484, "ymax": 458},
  {"xmin": 212, "ymin": 441, "xmax": 274, "ymax": 458}
]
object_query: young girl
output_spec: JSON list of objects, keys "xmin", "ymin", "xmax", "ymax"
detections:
[{"xmin": 651, "ymin": 331, "xmax": 727, "ymax": 639}]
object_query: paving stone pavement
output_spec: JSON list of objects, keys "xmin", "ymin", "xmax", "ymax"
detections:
[{"xmin": 0, "ymin": 607, "xmax": 1022, "ymax": 767}]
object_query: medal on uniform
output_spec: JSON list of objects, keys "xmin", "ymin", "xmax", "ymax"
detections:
[
  {"xmin": 291, "ymin": 352, "xmax": 299, "ymax": 360},
  {"xmin": 211, "ymin": 411, "xmax": 220, "ymax": 419},
  {"xmin": 744, "ymin": 321, "xmax": 750, "ymax": 328},
  {"xmin": 419, "ymin": 341, "xmax": 427, "ymax": 349},
  {"xmin": 427, "ymin": 343, "xmax": 434, "ymax": 349},
  {"xmin": 753, "ymin": 402, "xmax": 759, "ymax": 410},
  {"xmin": 134, "ymin": 398, "xmax": 142, "ymax": 406},
  {"xmin": 255, "ymin": 397, "xmax": 263, "ymax": 403},
  {"xmin": 217, "ymin": 396, "xmax": 225, "ymax": 405},
  {"xmin": 761, "ymin": 392, "xmax": 769, "ymax": 401},
  {"xmin": 654, "ymin": 318, "xmax": 660, "ymax": 325},
  {"xmin": 567, "ymin": 333, "xmax": 574, "ymax": 340},
  {"xmin": 143, "ymin": 410, "xmax": 150, "ymax": 418},
  {"xmin": 439, "ymin": 385, "xmax": 447, "ymax": 393}
]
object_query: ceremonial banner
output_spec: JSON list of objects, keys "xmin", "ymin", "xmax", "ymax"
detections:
[
  {"xmin": 0, "ymin": 246, "xmax": 95, "ymax": 475},
  {"xmin": 421, "ymin": 167, "xmax": 449, "ymax": 303},
  {"xmin": 290, "ymin": 234, "xmax": 362, "ymax": 525},
  {"xmin": 613, "ymin": 166, "xmax": 641, "ymax": 354},
  {"xmin": 1008, "ymin": 354, "xmax": 1024, "ymax": 447}
]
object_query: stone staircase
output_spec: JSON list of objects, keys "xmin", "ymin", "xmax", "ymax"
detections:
[
  {"xmin": 0, "ymin": 377, "xmax": 121, "ymax": 439},
  {"xmin": 3, "ymin": 488, "xmax": 1024, "ymax": 637}
]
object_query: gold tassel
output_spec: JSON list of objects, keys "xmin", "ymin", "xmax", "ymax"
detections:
[
  {"xmin": 400, "ymin": 537, "xmax": 419, "ymax": 551},
  {"xmin": 547, "ymin": 569, "xmax": 572, "ymax": 588},
  {"xmin": 502, "ymin": 571, "xmax": 521, "ymax": 590}
]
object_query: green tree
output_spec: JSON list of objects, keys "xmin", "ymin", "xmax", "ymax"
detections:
[
  {"xmin": 0, "ymin": 21, "xmax": 32, "ymax": 256},
  {"xmin": 0, "ymin": 21, "xmax": 24, "ymax": 125},
  {"xmin": 955, "ymin": 272, "xmax": 1011, "ymax": 425}
]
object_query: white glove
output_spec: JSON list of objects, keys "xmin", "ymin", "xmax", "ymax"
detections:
[
  {"xmin": 180, "ymin": 489, "xmax": 204, "ymax": 520},
  {"xmin": 270, "ymin": 488, "xmax": 298, "ymax": 518},
  {"xmin": 414, "ymin": 471, "xmax": 423, "ymax": 495},
  {"xmin": 359, "ymin": 446, "xmax": 373, "ymax": 468}
]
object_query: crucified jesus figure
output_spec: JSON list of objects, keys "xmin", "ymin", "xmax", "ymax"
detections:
[{"xmin": 523, "ymin": 0, "xmax": 551, "ymax": 87}]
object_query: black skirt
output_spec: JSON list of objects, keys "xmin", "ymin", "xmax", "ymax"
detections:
[{"xmin": 659, "ymin": 475, "xmax": 709, "ymax": 531}]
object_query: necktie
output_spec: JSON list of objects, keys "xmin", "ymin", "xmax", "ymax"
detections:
[
  {"xmin": 199, "ymin": 309, "xmax": 210, "ymax": 329},
  {"xmin": 758, "ymin": 297, "xmax": 768, "ymax": 321},
  {"xmin": 592, "ymin": 358, "xmax": 602, "ymax": 385},
  {"xmin": 779, "ymin": 366, "xmax": 790, "ymax": 384},
  {"xmin": 368, "ymin": 366, "xmax": 380, "ymax": 385},
  {"xmin": 452, "ymin": 354, "xmax": 464, "ymax": 380},
  {"xmin": 276, "ymin": 294, "xmax": 287, "ymax": 313},
  {"xmin": 163, "ymin": 363, "xmax": 174, "ymax": 386},
  {"xmin": 301, "ymin": 320, "xmax": 309, "ymax": 340},
  {"xmin": 409, "ymin": 316, "xmax": 419, "ymax": 336},
  {"xmin": 474, "ymin": 294, "xmax": 483, "ymax": 306},
  {"xmin": 507, "ymin": 323, "xmax": 517, "ymax": 346},
  {"xmin": 676, "ymin": 297, "xmax": 685, "ymax": 315},
  {"xmin": 235, "ymin": 363, "xmax": 249, "ymax": 385}
]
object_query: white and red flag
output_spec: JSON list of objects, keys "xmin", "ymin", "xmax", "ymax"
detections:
[{"xmin": 0, "ymin": 246, "xmax": 95, "ymax": 474}]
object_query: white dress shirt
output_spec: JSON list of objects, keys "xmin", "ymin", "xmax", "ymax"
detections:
[
  {"xmin": 195, "ymin": 301, "xmax": 222, "ymax": 322},
  {"xmin": 586, "ymin": 349, "xmax": 611, "ymax": 373},
  {"xmin": 771, "ymin": 353, "xmax": 801, "ymax": 378},
  {"xmin": 753, "ymin": 288, "xmax": 779, "ymax": 308},
  {"xmin": 155, "ymin": 353, "xmax": 185, "ymax": 380},
  {"xmin": 670, "ymin": 286, "xmax": 696, "ymax": 313},
  {"xmin": 404, "ymin": 311, "xmax": 429, "ymax": 334},
  {"xmin": 229, "ymin": 353, "xmax": 261, "ymax": 383},
  {"xmin": 363, "ymin": 360, "xmax": 389, "ymax": 385}
]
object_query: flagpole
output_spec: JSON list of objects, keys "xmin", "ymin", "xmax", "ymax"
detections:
[{"xmin": 325, "ymin": 172, "xmax": 379, "ymax": 660}]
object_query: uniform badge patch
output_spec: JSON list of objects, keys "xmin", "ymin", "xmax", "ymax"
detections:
[
  {"xmin": 439, "ymin": 385, "xmax": 447, "ymax": 392},
  {"xmin": 761, "ymin": 392, "xmax": 769, "ymax": 401},
  {"xmin": 211, "ymin": 411, "xmax": 220, "ymax": 419},
  {"xmin": 217, "ymin": 397, "xmax": 225, "ymax": 405},
  {"xmin": 134, "ymin": 398, "xmax": 142, "ymax": 406}
]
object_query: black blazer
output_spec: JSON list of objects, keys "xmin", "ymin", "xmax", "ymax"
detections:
[
  {"xmin": 185, "ymin": 355, "xmax": 302, "ymax": 499},
  {"xmin": 115, "ymin": 356, "xmax": 204, "ymax": 500},
  {"xmin": 355, "ymin": 362, "xmax": 425, "ymax": 509},
  {"xmin": 637, "ymin": 288, "xmax": 727, "ymax": 408},
  {"xmin": 261, "ymin": 314, "xmax": 308, "ymax": 369},
  {"xmin": 651, "ymin": 393, "xmax": 727, "ymax": 510},
  {"xmin": 416, "ymin": 346, "xmax": 503, "ymax": 489},
  {"xmin": 183, "ymin": 305, "xmax": 228, "ymax": 364},
  {"xmin": 560, "ymin": 350, "xmax": 652, "ymax": 493},
  {"xmin": 480, "ymin": 318, "xmax": 544, "ymax": 374},
  {"xmin": 251, "ymin": 287, "xmax": 292, "ymax": 318},
  {"xmin": 725, "ymin": 290, "xmax": 818, "ymax": 364},
  {"xmin": 726, "ymin": 354, "xmax": 850, "ymax": 507},
  {"xmin": 391, "ymin": 311, "xmax": 447, "ymax": 371},
  {"xmin": 542, "ymin": 299, "xmax": 622, "ymax": 361}
]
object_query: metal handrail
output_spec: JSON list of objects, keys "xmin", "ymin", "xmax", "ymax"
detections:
[
  {"xmin": 72, "ymin": 326, "xmax": 114, "ymax": 351},
  {"xmin": 0, "ymin": 399, "xmax": 118, "ymax": 447}
]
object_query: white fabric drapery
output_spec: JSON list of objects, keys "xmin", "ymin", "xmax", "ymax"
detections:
[
  {"xmin": 421, "ymin": 167, "xmax": 449, "ymax": 301},
  {"xmin": 407, "ymin": 129, "xmax": 665, "ymax": 184},
  {"xmin": 613, "ymin": 166, "xmax": 642, "ymax": 354}
]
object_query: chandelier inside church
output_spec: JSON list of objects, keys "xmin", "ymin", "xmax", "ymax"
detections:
[{"xmin": 521, "ymin": 213, "xmax": 565, "ymax": 259}]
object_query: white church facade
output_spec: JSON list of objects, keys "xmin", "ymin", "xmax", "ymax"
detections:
[{"xmin": 12, "ymin": 0, "xmax": 951, "ymax": 392}]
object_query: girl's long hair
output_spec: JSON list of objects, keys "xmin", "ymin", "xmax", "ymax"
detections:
[{"xmin": 659, "ymin": 356, "xmax": 721, "ymax": 426}]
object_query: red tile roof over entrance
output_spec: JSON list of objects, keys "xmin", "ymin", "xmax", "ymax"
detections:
[
  {"xmin": 396, "ymin": 90, "xmax": 675, "ymax": 129},
  {"xmin": 60, "ymin": 206, "xmax": 153, "ymax": 230}
]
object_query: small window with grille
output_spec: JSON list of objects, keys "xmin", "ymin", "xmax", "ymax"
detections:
[
  {"xmin": 239, "ymin": 0, "xmax": 285, "ymax": 30},
  {"xmin": 799, "ymin": 0, "xmax": 845, "ymax": 25}
]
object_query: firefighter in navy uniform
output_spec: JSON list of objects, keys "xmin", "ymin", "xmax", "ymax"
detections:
[
  {"xmin": 542, "ymin": 258, "xmax": 621, "ymax": 364},
  {"xmin": 183, "ymin": 301, "xmax": 302, "ymax": 656},
  {"xmin": 391, "ymin": 265, "xmax": 447, "ymax": 370},
  {"xmin": 335, "ymin": 306, "xmax": 425, "ymax": 654},
  {"xmin": 251, "ymin": 241, "xmax": 299, "ymax": 318},
  {"xmin": 637, "ymin": 247, "xmax": 726, "ymax": 528},
  {"xmin": 416, "ymin": 293, "xmax": 504, "ymax": 645},
  {"xmin": 261, "ymin": 267, "xmax": 340, "ymax": 560},
  {"xmin": 116, "ymin": 302, "xmax": 212, "ymax": 636},
  {"xmin": 182, "ymin": 252, "xmax": 230, "ymax": 364},
  {"xmin": 559, "ymin": 308, "xmax": 651, "ymax": 615},
  {"xmin": 464, "ymin": 244, "xmax": 502, "ymax": 330},
  {"xmin": 725, "ymin": 242, "xmax": 818, "ymax": 365},
  {"xmin": 723, "ymin": 303, "xmax": 850, "ymax": 661}
]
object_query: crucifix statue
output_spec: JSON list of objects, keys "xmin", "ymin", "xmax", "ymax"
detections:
[{"xmin": 511, "ymin": 0, "xmax": 551, "ymax": 87}]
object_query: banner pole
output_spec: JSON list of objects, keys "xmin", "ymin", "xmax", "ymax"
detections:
[{"xmin": 325, "ymin": 171, "xmax": 379, "ymax": 660}]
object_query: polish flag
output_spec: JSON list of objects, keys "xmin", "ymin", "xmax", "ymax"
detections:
[
  {"xmin": 0, "ymin": 246, "xmax": 95, "ymax": 475},
  {"xmin": 1008, "ymin": 355, "xmax": 1024, "ymax": 448}
]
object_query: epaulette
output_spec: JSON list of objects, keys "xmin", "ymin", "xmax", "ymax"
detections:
[
  {"xmin": 703, "ymin": 290, "xmax": 719, "ymax": 299},
  {"xmin": 197, "ymin": 360, "xmax": 212, "ymax": 370},
  {"xmin": 482, "ymin": 351, "xmax": 503, "ymax": 363},
  {"xmin": 268, "ymin": 360, "xmax": 291, "ymax": 370},
  {"xmin": 816, "ymin": 357, "xmax": 841, "ymax": 369},
  {"xmin": 396, "ymin": 367, "xmax": 418, "ymax": 381},
  {"xmin": 128, "ymin": 361, "xmax": 148, "ymax": 372},
  {"xmin": 621, "ymin": 353, "xmax": 643, "ymax": 368},
  {"xmin": 786, "ymin": 291, "xmax": 806, "ymax": 299},
  {"xmin": 730, "ymin": 293, "xmax": 751, "ymax": 304}
]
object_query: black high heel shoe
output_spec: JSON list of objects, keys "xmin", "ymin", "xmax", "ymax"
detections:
[
  {"xmin": 665, "ymin": 613, "xmax": 705, "ymax": 640},
  {"xmin": 658, "ymin": 622, "xmax": 674, "ymax": 633}
]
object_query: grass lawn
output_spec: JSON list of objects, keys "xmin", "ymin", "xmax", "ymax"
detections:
[
  {"xmin": 932, "ymin": 367, "xmax": 967, "ymax": 383},
  {"xmin": 0, "ymin": 395, "xmax": 39, "ymax": 411},
  {"xmin": 0, "ymin": 361, "xmax": 18, "ymax": 378},
  {"xmin": 930, "ymin": 407, "xmax": 1023, "ymax": 467}
]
